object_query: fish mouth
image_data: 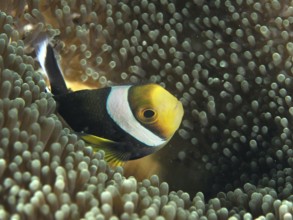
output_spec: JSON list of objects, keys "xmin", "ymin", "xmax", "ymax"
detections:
[
  {"xmin": 174, "ymin": 100, "xmax": 184, "ymax": 117},
  {"xmin": 174, "ymin": 100, "xmax": 183, "ymax": 110}
]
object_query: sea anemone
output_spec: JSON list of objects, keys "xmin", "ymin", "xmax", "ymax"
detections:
[{"xmin": 0, "ymin": 0, "xmax": 293, "ymax": 219}]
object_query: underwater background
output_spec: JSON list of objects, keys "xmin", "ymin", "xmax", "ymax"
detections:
[{"xmin": 0, "ymin": 0, "xmax": 292, "ymax": 219}]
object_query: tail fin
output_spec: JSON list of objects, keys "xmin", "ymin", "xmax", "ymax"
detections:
[{"xmin": 35, "ymin": 37, "xmax": 68, "ymax": 95}]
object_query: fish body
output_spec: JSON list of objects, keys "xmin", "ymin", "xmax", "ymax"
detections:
[{"xmin": 35, "ymin": 39, "xmax": 184, "ymax": 166}]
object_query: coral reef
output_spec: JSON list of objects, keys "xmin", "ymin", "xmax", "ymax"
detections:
[{"xmin": 0, "ymin": 0, "xmax": 293, "ymax": 219}]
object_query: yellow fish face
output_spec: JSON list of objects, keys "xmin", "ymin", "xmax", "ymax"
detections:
[{"xmin": 128, "ymin": 84, "xmax": 184, "ymax": 140}]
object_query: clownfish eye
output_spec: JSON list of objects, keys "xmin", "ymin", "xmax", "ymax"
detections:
[
  {"xmin": 143, "ymin": 109, "xmax": 155, "ymax": 118},
  {"xmin": 137, "ymin": 108, "xmax": 158, "ymax": 124}
]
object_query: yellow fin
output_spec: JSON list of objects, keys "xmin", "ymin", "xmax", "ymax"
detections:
[
  {"xmin": 79, "ymin": 134, "xmax": 130, "ymax": 167},
  {"xmin": 81, "ymin": 134, "xmax": 117, "ymax": 147}
]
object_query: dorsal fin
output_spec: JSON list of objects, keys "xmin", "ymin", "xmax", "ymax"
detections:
[{"xmin": 35, "ymin": 37, "xmax": 68, "ymax": 95}]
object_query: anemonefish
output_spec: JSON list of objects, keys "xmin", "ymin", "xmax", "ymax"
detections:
[{"xmin": 35, "ymin": 38, "xmax": 184, "ymax": 166}]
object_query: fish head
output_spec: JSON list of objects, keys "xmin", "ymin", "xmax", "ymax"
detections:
[{"xmin": 128, "ymin": 84, "xmax": 184, "ymax": 142}]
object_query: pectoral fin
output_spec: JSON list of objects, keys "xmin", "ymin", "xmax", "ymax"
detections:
[{"xmin": 79, "ymin": 134, "xmax": 130, "ymax": 166}]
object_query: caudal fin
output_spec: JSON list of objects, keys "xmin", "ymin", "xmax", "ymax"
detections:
[{"xmin": 35, "ymin": 37, "xmax": 68, "ymax": 95}]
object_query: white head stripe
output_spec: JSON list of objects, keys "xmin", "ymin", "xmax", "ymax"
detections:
[{"xmin": 106, "ymin": 86, "xmax": 166, "ymax": 147}]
